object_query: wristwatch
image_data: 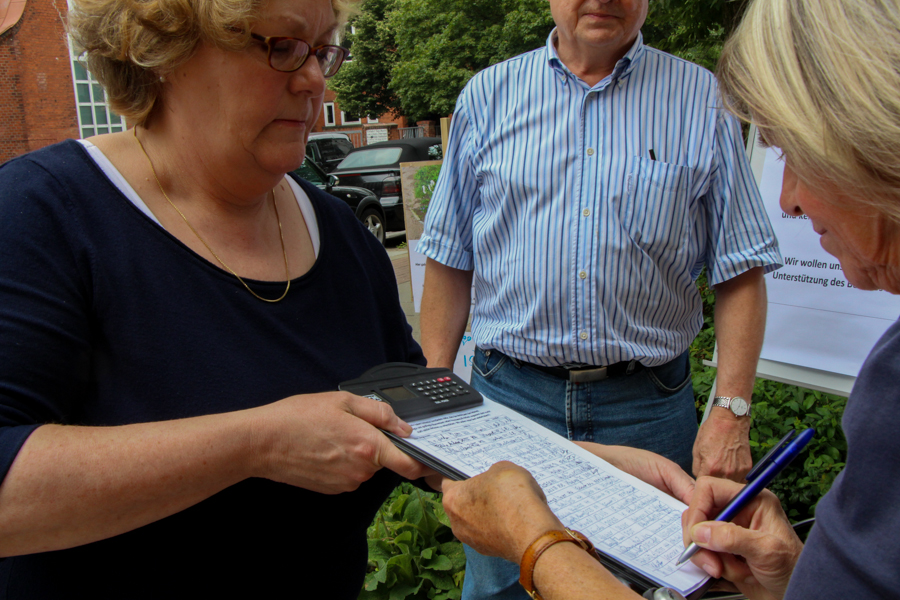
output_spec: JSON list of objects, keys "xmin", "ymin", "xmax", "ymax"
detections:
[{"xmin": 712, "ymin": 395, "xmax": 751, "ymax": 418}]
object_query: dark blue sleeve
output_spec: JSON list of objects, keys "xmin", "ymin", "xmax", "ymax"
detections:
[{"xmin": 0, "ymin": 154, "xmax": 94, "ymax": 483}]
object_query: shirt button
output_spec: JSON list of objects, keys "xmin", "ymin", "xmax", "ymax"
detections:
[
  {"xmin": 587, "ymin": 148, "xmax": 595, "ymax": 156},
  {"xmin": 579, "ymin": 271, "xmax": 587, "ymax": 279},
  {"xmin": 582, "ymin": 208, "xmax": 590, "ymax": 217},
  {"xmin": 580, "ymin": 331, "xmax": 588, "ymax": 340}
]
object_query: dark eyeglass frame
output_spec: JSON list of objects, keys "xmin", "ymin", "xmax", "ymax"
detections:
[{"xmin": 248, "ymin": 32, "xmax": 347, "ymax": 78}]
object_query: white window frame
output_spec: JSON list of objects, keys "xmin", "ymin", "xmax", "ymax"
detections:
[
  {"xmin": 67, "ymin": 24, "xmax": 125, "ymax": 138},
  {"xmin": 367, "ymin": 116, "xmax": 379, "ymax": 124},
  {"xmin": 69, "ymin": 57, "xmax": 126, "ymax": 138},
  {"xmin": 324, "ymin": 102, "xmax": 337, "ymax": 127},
  {"xmin": 341, "ymin": 111, "xmax": 362, "ymax": 125}
]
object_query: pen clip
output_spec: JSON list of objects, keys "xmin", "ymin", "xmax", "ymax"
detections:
[{"xmin": 746, "ymin": 429, "xmax": 796, "ymax": 482}]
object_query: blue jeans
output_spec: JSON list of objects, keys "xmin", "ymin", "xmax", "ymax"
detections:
[{"xmin": 460, "ymin": 348, "xmax": 697, "ymax": 600}]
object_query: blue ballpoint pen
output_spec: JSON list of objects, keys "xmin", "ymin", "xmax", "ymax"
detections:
[{"xmin": 675, "ymin": 428, "xmax": 815, "ymax": 567}]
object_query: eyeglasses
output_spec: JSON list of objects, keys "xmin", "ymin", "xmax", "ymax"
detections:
[{"xmin": 249, "ymin": 32, "xmax": 347, "ymax": 78}]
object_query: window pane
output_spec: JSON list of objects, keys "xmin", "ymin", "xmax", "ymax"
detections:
[
  {"xmin": 111, "ymin": 126, "xmax": 124, "ymax": 133},
  {"xmin": 92, "ymin": 84, "xmax": 105, "ymax": 102},
  {"xmin": 81, "ymin": 127, "xmax": 95, "ymax": 138},
  {"xmin": 80, "ymin": 106, "xmax": 94, "ymax": 125},
  {"xmin": 109, "ymin": 112, "xmax": 122, "ymax": 125},
  {"xmin": 73, "ymin": 61, "xmax": 87, "ymax": 81},
  {"xmin": 94, "ymin": 106, "xmax": 109, "ymax": 125},
  {"xmin": 97, "ymin": 127, "xmax": 109, "ymax": 134},
  {"xmin": 336, "ymin": 147, "xmax": 402, "ymax": 169},
  {"xmin": 77, "ymin": 83, "xmax": 90, "ymax": 103}
]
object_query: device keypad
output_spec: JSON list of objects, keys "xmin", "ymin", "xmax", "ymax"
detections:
[{"xmin": 414, "ymin": 376, "xmax": 468, "ymax": 401}]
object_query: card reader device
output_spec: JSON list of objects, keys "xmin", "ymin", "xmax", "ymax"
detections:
[{"xmin": 339, "ymin": 362, "xmax": 483, "ymax": 422}]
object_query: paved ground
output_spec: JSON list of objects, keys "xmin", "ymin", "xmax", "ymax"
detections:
[{"xmin": 385, "ymin": 233, "xmax": 420, "ymax": 342}]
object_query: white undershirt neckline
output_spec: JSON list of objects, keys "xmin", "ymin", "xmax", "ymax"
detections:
[{"xmin": 76, "ymin": 139, "xmax": 321, "ymax": 257}]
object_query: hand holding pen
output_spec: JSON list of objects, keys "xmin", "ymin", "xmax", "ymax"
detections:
[{"xmin": 677, "ymin": 428, "xmax": 814, "ymax": 567}]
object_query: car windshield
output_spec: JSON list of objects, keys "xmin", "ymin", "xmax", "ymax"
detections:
[{"xmin": 337, "ymin": 147, "xmax": 404, "ymax": 169}]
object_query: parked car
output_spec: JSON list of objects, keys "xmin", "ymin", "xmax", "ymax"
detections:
[
  {"xmin": 293, "ymin": 156, "xmax": 388, "ymax": 245},
  {"xmin": 305, "ymin": 132, "xmax": 355, "ymax": 172},
  {"xmin": 330, "ymin": 137, "xmax": 442, "ymax": 234}
]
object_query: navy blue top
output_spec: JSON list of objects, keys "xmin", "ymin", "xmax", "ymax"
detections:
[
  {"xmin": 0, "ymin": 140, "xmax": 424, "ymax": 598},
  {"xmin": 785, "ymin": 319, "xmax": 900, "ymax": 598}
]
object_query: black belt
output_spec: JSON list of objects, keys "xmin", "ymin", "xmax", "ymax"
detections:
[{"xmin": 522, "ymin": 359, "xmax": 643, "ymax": 383}]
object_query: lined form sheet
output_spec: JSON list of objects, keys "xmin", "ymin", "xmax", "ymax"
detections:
[{"xmin": 406, "ymin": 399, "xmax": 709, "ymax": 595}]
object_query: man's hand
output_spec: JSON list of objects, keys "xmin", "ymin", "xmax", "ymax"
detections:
[
  {"xmin": 575, "ymin": 443, "xmax": 694, "ymax": 504},
  {"xmin": 682, "ymin": 476, "xmax": 803, "ymax": 600},
  {"xmin": 692, "ymin": 410, "xmax": 752, "ymax": 481}
]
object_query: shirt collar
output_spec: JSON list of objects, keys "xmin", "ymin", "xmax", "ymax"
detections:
[{"xmin": 545, "ymin": 28, "xmax": 646, "ymax": 87}]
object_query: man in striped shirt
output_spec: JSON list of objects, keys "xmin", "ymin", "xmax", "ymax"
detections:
[{"xmin": 417, "ymin": 1, "xmax": 781, "ymax": 597}]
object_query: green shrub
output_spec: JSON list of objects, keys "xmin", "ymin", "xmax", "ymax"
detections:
[
  {"xmin": 748, "ymin": 388, "xmax": 846, "ymax": 520},
  {"xmin": 359, "ymin": 482, "xmax": 465, "ymax": 600}
]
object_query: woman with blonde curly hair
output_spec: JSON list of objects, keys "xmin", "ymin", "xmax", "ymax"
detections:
[
  {"xmin": 0, "ymin": 0, "xmax": 429, "ymax": 596},
  {"xmin": 434, "ymin": 0, "xmax": 900, "ymax": 599}
]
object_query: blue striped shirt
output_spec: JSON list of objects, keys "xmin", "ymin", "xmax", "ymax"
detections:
[{"xmin": 417, "ymin": 31, "xmax": 782, "ymax": 368}]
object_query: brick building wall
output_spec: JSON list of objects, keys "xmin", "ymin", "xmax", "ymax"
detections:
[
  {"xmin": 312, "ymin": 87, "xmax": 414, "ymax": 145},
  {"xmin": 0, "ymin": 1, "xmax": 78, "ymax": 164}
]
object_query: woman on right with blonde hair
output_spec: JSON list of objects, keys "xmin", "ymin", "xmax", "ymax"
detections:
[
  {"xmin": 432, "ymin": 0, "xmax": 900, "ymax": 599},
  {"xmin": 679, "ymin": 0, "xmax": 900, "ymax": 597}
]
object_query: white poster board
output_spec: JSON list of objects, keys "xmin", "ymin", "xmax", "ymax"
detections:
[
  {"xmin": 756, "ymin": 150, "xmax": 900, "ymax": 377},
  {"xmin": 710, "ymin": 127, "xmax": 900, "ymax": 398}
]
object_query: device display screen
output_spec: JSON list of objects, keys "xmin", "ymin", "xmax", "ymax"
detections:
[{"xmin": 382, "ymin": 385, "xmax": 417, "ymax": 402}]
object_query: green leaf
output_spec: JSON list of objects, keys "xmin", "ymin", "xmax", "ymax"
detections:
[
  {"xmin": 420, "ymin": 568, "xmax": 457, "ymax": 590},
  {"xmin": 422, "ymin": 552, "xmax": 453, "ymax": 571},
  {"xmin": 388, "ymin": 581, "xmax": 423, "ymax": 600}
]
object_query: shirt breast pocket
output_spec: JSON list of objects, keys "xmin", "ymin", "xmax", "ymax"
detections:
[{"xmin": 618, "ymin": 157, "xmax": 694, "ymax": 260}]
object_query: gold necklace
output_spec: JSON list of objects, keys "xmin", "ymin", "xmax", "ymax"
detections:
[{"xmin": 133, "ymin": 126, "xmax": 290, "ymax": 303}]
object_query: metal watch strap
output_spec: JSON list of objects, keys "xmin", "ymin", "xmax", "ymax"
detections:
[{"xmin": 713, "ymin": 395, "xmax": 751, "ymax": 417}]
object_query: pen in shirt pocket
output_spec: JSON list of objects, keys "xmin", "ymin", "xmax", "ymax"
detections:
[{"xmin": 649, "ymin": 149, "xmax": 657, "ymax": 161}]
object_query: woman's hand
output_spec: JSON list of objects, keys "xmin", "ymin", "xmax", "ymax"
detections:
[
  {"xmin": 441, "ymin": 462, "xmax": 563, "ymax": 563},
  {"xmin": 253, "ymin": 392, "xmax": 432, "ymax": 494},
  {"xmin": 575, "ymin": 442, "xmax": 695, "ymax": 504},
  {"xmin": 682, "ymin": 476, "xmax": 804, "ymax": 600}
]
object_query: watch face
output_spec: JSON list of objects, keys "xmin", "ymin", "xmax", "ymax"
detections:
[{"xmin": 730, "ymin": 397, "xmax": 749, "ymax": 416}]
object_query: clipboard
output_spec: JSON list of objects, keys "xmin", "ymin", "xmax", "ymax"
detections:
[{"xmin": 341, "ymin": 363, "xmax": 714, "ymax": 599}]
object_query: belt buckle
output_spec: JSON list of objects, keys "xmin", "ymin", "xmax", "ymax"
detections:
[{"xmin": 569, "ymin": 367, "xmax": 608, "ymax": 383}]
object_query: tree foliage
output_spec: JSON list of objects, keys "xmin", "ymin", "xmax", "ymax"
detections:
[
  {"xmin": 331, "ymin": 0, "xmax": 553, "ymax": 122},
  {"xmin": 642, "ymin": 0, "xmax": 750, "ymax": 71},
  {"xmin": 329, "ymin": 0, "xmax": 402, "ymax": 122}
]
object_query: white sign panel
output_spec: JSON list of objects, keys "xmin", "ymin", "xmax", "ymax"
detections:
[
  {"xmin": 409, "ymin": 239, "xmax": 428, "ymax": 313},
  {"xmin": 758, "ymin": 148, "xmax": 900, "ymax": 376},
  {"xmin": 452, "ymin": 333, "xmax": 475, "ymax": 383},
  {"xmin": 366, "ymin": 128, "xmax": 389, "ymax": 145}
]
